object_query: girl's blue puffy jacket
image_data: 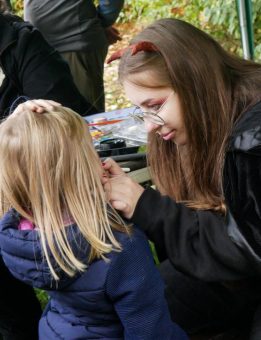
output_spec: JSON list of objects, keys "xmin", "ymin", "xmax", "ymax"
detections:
[{"xmin": 0, "ymin": 209, "xmax": 188, "ymax": 340}]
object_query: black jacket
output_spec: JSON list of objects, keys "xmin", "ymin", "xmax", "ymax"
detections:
[
  {"xmin": 132, "ymin": 101, "xmax": 261, "ymax": 282},
  {"xmin": 0, "ymin": 14, "xmax": 97, "ymax": 117}
]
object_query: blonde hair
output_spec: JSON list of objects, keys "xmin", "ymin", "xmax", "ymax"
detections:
[{"xmin": 0, "ymin": 107, "xmax": 128, "ymax": 280}]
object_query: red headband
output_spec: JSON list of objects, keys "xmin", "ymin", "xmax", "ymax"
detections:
[{"xmin": 107, "ymin": 41, "xmax": 158, "ymax": 64}]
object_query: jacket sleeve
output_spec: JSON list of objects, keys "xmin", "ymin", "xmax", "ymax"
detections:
[
  {"xmin": 132, "ymin": 148, "xmax": 261, "ymax": 282},
  {"xmin": 105, "ymin": 229, "xmax": 188, "ymax": 340},
  {"xmin": 12, "ymin": 24, "xmax": 97, "ymax": 116},
  {"xmin": 97, "ymin": 0, "xmax": 124, "ymax": 27}
]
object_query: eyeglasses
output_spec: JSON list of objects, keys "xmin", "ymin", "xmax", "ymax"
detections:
[{"xmin": 130, "ymin": 91, "xmax": 174, "ymax": 126}]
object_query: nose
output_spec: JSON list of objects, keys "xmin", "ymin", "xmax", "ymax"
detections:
[{"xmin": 144, "ymin": 119, "xmax": 159, "ymax": 133}]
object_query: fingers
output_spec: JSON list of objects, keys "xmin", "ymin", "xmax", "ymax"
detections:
[
  {"xmin": 24, "ymin": 99, "xmax": 61, "ymax": 112},
  {"xmin": 101, "ymin": 173, "xmax": 109, "ymax": 185},
  {"xmin": 110, "ymin": 200, "xmax": 128, "ymax": 211},
  {"xmin": 101, "ymin": 159, "xmax": 145, "ymax": 218},
  {"xmin": 103, "ymin": 175, "xmax": 144, "ymax": 219},
  {"xmin": 31, "ymin": 99, "xmax": 61, "ymax": 110},
  {"xmin": 11, "ymin": 99, "xmax": 62, "ymax": 116},
  {"xmin": 102, "ymin": 158, "xmax": 125, "ymax": 177}
]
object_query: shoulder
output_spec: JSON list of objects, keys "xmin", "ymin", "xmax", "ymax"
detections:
[
  {"xmin": 105, "ymin": 228, "xmax": 157, "ymax": 286},
  {"xmin": 106, "ymin": 228, "xmax": 153, "ymax": 275},
  {"xmin": 2, "ymin": 15, "xmax": 49, "ymax": 52},
  {"xmin": 0, "ymin": 14, "xmax": 34, "ymax": 39},
  {"xmin": 0, "ymin": 15, "xmax": 47, "ymax": 61},
  {"xmin": 112, "ymin": 227, "xmax": 151, "ymax": 256},
  {"xmin": 0, "ymin": 15, "xmax": 23, "ymax": 56},
  {"xmin": 229, "ymin": 101, "xmax": 261, "ymax": 153}
]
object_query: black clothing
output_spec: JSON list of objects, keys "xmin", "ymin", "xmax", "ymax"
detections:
[
  {"xmin": 132, "ymin": 101, "xmax": 261, "ymax": 336},
  {"xmin": 159, "ymin": 260, "xmax": 259, "ymax": 336},
  {"xmin": 0, "ymin": 256, "xmax": 42, "ymax": 340},
  {"xmin": 0, "ymin": 14, "xmax": 98, "ymax": 118},
  {"xmin": 158, "ymin": 260, "xmax": 261, "ymax": 337}
]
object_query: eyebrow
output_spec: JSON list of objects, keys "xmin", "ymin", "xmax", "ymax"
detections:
[{"xmin": 139, "ymin": 97, "xmax": 166, "ymax": 106}]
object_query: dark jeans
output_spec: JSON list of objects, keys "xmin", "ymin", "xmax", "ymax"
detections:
[
  {"xmin": 0, "ymin": 256, "xmax": 42, "ymax": 340},
  {"xmin": 61, "ymin": 45, "xmax": 108, "ymax": 113},
  {"xmin": 159, "ymin": 260, "xmax": 261, "ymax": 338}
]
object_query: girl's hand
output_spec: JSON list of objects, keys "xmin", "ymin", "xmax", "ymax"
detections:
[
  {"xmin": 11, "ymin": 99, "xmax": 61, "ymax": 116},
  {"xmin": 102, "ymin": 158, "xmax": 144, "ymax": 219}
]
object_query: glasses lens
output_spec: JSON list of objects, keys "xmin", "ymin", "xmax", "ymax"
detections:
[
  {"xmin": 143, "ymin": 113, "xmax": 165, "ymax": 125},
  {"xmin": 132, "ymin": 107, "xmax": 165, "ymax": 125},
  {"xmin": 131, "ymin": 107, "xmax": 144, "ymax": 122}
]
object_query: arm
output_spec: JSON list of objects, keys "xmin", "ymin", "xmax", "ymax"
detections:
[
  {"xmin": 132, "ymin": 149, "xmax": 261, "ymax": 281},
  {"xmin": 132, "ymin": 188, "xmax": 251, "ymax": 280},
  {"xmin": 103, "ymin": 151, "xmax": 261, "ymax": 281},
  {"xmin": 13, "ymin": 24, "xmax": 97, "ymax": 116},
  {"xmin": 106, "ymin": 229, "xmax": 188, "ymax": 340}
]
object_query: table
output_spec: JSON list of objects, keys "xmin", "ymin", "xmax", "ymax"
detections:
[{"xmin": 86, "ymin": 107, "xmax": 150, "ymax": 185}]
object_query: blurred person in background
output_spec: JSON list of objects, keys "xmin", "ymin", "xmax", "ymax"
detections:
[
  {"xmin": 0, "ymin": 1, "xmax": 97, "ymax": 118},
  {"xmin": 25, "ymin": 0, "xmax": 124, "ymax": 112}
]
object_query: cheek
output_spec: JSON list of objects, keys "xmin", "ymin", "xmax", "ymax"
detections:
[
  {"xmin": 163, "ymin": 98, "xmax": 184, "ymax": 127},
  {"xmin": 167, "ymin": 111, "xmax": 183, "ymax": 128},
  {"xmin": 175, "ymin": 106, "xmax": 185, "ymax": 129}
]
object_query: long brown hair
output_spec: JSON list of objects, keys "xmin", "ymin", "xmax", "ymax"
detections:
[
  {"xmin": 0, "ymin": 107, "xmax": 128, "ymax": 280},
  {"xmin": 118, "ymin": 18, "xmax": 261, "ymax": 213}
]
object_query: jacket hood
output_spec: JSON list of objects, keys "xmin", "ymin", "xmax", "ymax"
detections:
[
  {"xmin": 229, "ymin": 100, "xmax": 261, "ymax": 154},
  {"xmin": 0, "ymin": 209, "xmax": 90, "ymax": 289}
]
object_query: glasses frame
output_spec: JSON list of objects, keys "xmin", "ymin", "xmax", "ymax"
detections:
[{"xmin": 130, "ymin": 91, "xmax": 174, "ymax": 126}]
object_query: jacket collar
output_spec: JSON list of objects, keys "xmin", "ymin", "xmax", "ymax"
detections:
[{"xmin": 229, "ymin": 101, "xmax": 261, "ymax": 152}]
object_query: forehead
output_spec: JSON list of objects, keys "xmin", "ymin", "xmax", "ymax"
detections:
[{"xmin": 123, "ymin": 78, "xmax": 171, "ymax": 105}]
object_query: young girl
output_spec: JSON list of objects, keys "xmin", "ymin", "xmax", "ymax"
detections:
[
  {"xmin": 103, "ymin": 18, "xmax": 261, "ymax": 338},
  {"xmin": 0, "ymin": 0, "xmax": 96, "ymax": 336},
  {"xmin": 0, "ymin": 102, "xmax": 188, "ymax": 340}
]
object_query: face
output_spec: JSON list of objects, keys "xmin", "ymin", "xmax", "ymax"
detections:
[{"xmin": 123, "ymin": 78, "xmax": 187, "ymax": 145}]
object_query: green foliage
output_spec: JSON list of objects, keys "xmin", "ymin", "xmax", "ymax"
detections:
[
  {"xmin": 11, "ymin": 0, "xmax": 261, "ymax": 59},
  {"xmin": 35, "ymin": 288, "xmax": 49, "ymax": 310},
  {"xmin": 118, "ymin": 0, "xmax": 261, "ymax": 60},
  {"xmin": 10, "ymin": 0, "xmax": 23, "ymax": 16},
  {"xmin": 117, "ymin": 0, "xmax": 173, "ymax": 23},
  {"xmin": 149, "ymin": 241, "xmax": 160, "ymax": 265}
]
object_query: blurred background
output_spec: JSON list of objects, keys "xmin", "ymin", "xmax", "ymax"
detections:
[{"xmin": 10, "ymin": 0, "xmax": 261, "ymax": 111}]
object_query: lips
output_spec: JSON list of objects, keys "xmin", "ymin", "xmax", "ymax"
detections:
[{"xmin": 161, "ymin": 130, "xmax": 175, "ymax": 141}]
